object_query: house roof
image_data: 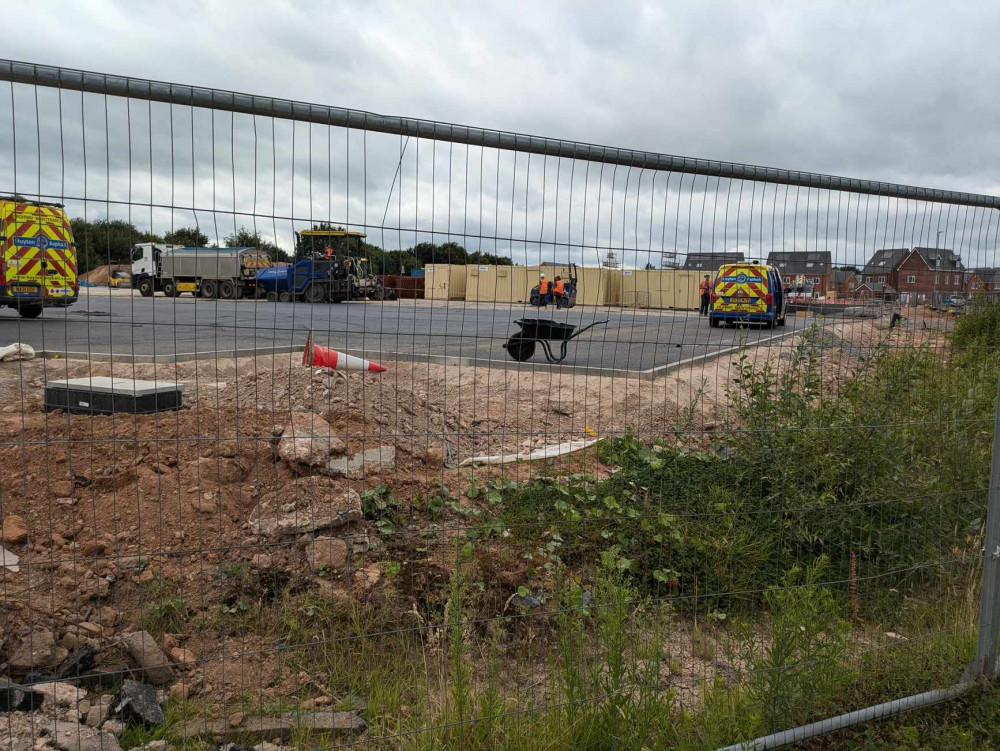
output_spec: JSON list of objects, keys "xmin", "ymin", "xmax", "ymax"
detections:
[
  {"xmin": 971, "ymin": 268, "xmax": 1000, "ymax": 284},
  {"xmin": 861, "ymin": 248, "xmax": 909, "ymax": 276},
  {"xmin": 830, "ymin": 268, "xmax": 858, "ymax": 284},
  {"xmin": 682, "ymin": 252, "xmax": 744, "ymax": 271},
  {"xmin": 912, "ymin": 247, "xmax": 964, "ymax": 270},
  {"xmin": 765, "ymin": 251, "xmax": 832, "ymax": 276}
]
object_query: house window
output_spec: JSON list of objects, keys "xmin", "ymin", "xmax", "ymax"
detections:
[
  {"xmin": 973, "ymin": 282, "xmax": 979, "ymax": 290},
  {"xmin": 954, "ymin": 275, "xmax": 960, "ymax": 285},
  {"xmin": 934, "ymin": 274, "xmax": 939, "ymax": 284},
  {"xmin": 806, "ymin": 262, "xmax": 814, "ymax": 268},
  {"xmin": 907, "ymin": 275, "xmax": 916, "ymax": 284},
  {"xmin": 865, "ymin": 276, "xmax": 872, "ymax": 283},
  {"xmin": 878, "ymin": 275, "xmax": 885, "ymax": 284},
  {"xmin": 784, "ymin": 276, "xmax": 791, "ymax": 284},
  {"xmin": 812, "ymin": 277, "xmax": 820, "ymax": 284}
]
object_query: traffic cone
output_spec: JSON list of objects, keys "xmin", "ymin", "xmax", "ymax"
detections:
[{"xmin": 302, "ymin": 331, "xmax": 387, "ymax": 373}]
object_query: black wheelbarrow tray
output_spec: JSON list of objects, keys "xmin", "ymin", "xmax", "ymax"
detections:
[{"xmin": 502, "ymin": 318, "xmax": 609, "ymax": 363}]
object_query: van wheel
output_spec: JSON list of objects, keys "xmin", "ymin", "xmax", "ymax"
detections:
[
  {"xmin": 777, "ymin": 313, "xmax": 787, "ymax": 327},
  {"xmin": 17, "ymin": 304, "xmax": 43, "ymax": 319},
  {"xmin": 709, "ymin": 317, "xmax": 720, "ymax": 328}
]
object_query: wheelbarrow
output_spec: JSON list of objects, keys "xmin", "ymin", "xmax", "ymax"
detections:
[{"xmin": 502, "ymin": 318, "xmax": 609, "ymax": 363}]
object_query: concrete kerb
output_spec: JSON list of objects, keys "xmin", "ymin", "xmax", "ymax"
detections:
[{"xmin": 36, "ymin": 324, "xmax": 809, "ymax": 379}]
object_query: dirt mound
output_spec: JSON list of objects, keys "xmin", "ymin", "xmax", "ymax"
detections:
[{"xmin": 79, "ymin": 264, "xmax": 129, "ymax": 285}]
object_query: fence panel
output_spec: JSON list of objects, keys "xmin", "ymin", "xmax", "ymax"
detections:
[{"xmin": 1, "ymin": 60, "xmax": 998, "ymax": 750}]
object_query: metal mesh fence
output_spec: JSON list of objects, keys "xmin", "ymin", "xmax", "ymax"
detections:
[{"xmin": 1, "ymin": 60, "xmax": 999, "ymax": 750}]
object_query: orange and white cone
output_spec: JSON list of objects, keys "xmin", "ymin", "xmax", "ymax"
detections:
[{"xmin": 303, "ymin": 331, "xmax": 387, "ymax": 373}]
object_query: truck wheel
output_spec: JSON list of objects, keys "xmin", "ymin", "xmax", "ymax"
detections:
[
  {"xmin": 200, "ymin": 280, "xmax": 218, "ymax": 299},
  {"xmin": 278, "ymin": 291, "xmax": 293, "ymax": 303},
  {"xmin": 163, "ymin": 281, "xmax": 181, "ymax": 298},
  {"xmin": 304, "ymin": 283, "xmax": 326, "ymax": 303},
  {"xmin": 137, "ymin": 278, "xmax": 154, "ymax": 297},
  {"xmin": 266, "ymin": 291, "xmax": 278, "ymax": 303},
  {"xmin": 17, "ymin": 304, "xmax": 43, "ymax": 320},
  {"xmin": 218, "ymin": 280, "xmax": 237, "ymax": 300}
]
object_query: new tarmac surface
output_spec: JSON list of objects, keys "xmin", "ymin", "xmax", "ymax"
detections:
[{"xmin": 0, "ymin": 291, "xmax": 812, "ymax": 374}]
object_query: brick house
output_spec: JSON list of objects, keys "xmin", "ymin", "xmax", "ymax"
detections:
[
  {"xmin": 857, "ymin": 247, "xmax": 964, "ymax": 303},
  {"xmin": 682, "ymin": 251, "xmax": 744, "ymax": 272},
  {"xmin": 766, "ymin": 251, "xmax": 833, "ymax": 296},
  {"xmin": 968, "ymin": 268, "xmax": 1000, "ymax": 295},
  {"xmin": 830, "ymin": 268, "xmax": 859, "ymax": 298}
]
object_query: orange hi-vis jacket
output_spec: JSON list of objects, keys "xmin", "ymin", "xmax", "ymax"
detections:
[
  {"xmin": 538, "ymin": 279, "xmax": 549, "ymax": 294},
  {"xmin": 700, "ymin": 278, "xmax": 711, "ymax": 294},
  {"xmin": 553, "ymin": 280, "xmax": 565, "ymax": 295}
]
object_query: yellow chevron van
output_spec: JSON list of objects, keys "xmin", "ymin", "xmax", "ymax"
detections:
[
  {"xmin": 709, "ymin": 261, "xmax": 787, "ymax": 329},
  {"xmin": 0, "ymin": 199, "xmax": 79, "ymax": 318}
]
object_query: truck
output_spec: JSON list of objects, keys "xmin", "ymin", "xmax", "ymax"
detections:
[
  {"xmin": 131, "ymin": 244, "xmax": 272, "ymax": 299},
  {"xmin": 0, "ymin": 199, "xmax": 79, "ymax": 318}
]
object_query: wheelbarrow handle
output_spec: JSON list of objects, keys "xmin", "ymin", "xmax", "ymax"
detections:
[{"xmin": 569, "ymin": 319, "xmax": 610, "ymax": 339}]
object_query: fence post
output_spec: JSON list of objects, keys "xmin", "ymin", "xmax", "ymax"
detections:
[{"xmin": 968, "ymin": 371, "xmax": 1000, "ymax": 681}]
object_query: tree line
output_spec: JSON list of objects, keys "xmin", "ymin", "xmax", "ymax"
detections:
[{"xmin": 69, "ymin": 217, "xmax": 512, "ymax": 275}]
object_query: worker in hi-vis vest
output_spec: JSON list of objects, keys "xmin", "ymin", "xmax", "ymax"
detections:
[
  {"xmin": 538, "ymin": 274, "xmax": 550, "ymax": 305},
  {"xmin": 552, "ymin": 276, "xmax": 565, "ymax": 298},
  {"xmin": 700, "ymin": 274, "xmax": 712, "ymax": 316}
]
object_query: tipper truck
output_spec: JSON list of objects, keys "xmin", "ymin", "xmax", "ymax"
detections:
[{"xmin": 131, "ymin": 244, "xmax": 272, "ymax": 299}]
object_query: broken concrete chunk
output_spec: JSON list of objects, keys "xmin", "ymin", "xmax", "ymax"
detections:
[
  {"xmin": 306, "ymin": 536, "xmax": 348, "ymax": 572},
  {"xmin": 85, "ymin": 694, "xmax": 114, "ymax": 728},
  {"xmin": 1, "ymin": 513, "xmax": 28, "ymax": 544},
  {"xmin": 178, "ymin": 710, "xmax": 365, "ymax": 741},
  {"xmin": 248, "ymin": 490, "xmax": 362, "ymax": 537},
  {"xmin": 41, "ymin": 722, "xmax": 123, "ymax": 751},
  {"xmin": 0, "ymin": 544, "xmax": 18, "ymax": 572},
  {"xmin": 121, "ymin": 631, "xmax": 174, "ymax": 685},
  {"xmin": 112, "ymin": 679, "xmax": 165, "ymax": 726},
  {"xmin": 33, "ymin": 680, "xmax": 85, "ymax": 708},
  {"xmin": 0, "ymin": 679, "xmax": 45, "ymax": 712},
  {"xmin": 278, "ymin": 412, "xmax": 346, "ymax": 469},
  {"xmin": 8, "ymin": 630, "xmax": 68, "ymax": 673},
  {"xmin": 322, "ymin": 446, "xmax": 396, "ymax": 478}
]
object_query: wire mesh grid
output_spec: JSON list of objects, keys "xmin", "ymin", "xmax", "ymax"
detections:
[{"xmin": 0, "ymin": 61, "xmax": 997, "ymax": 750}]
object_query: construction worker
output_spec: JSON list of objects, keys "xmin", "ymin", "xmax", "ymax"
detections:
[
  {"xmin": 552, "ymin": 275, "xmax": 565, "ymax": 297},
  {"xmin": 699, "ymin": 273, "xmax": 712, "ymax": 316},
  {"xmin": 537, "ymin": 274, "xmax": 550, "ymax": 306}
]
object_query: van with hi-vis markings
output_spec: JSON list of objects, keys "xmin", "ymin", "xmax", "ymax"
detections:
[
  {"xmin": 0, "ymin": 198, "xmax": 79, "ymax": 318},
  {"xmin": 708, "ymin": 261, "xmax": 786, "ymax": 329}
]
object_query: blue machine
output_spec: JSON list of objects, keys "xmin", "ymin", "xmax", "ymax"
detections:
[{"xmin": 255, "ymin": 258, "xmax": 350, "ymax": 303}]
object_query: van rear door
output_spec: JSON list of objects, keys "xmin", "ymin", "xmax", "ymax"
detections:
[
  {"xmin": 712, "ymin": 264, "xmax": 769, "ymax": 314},
  {"xmin": 4, "ymin": 203, "xmax": 77, "ymax": 300}
]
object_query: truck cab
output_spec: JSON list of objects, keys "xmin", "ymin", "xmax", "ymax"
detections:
[{"xmin": 131, "ymin": 243, "xmax": 181, "ymax": 297}]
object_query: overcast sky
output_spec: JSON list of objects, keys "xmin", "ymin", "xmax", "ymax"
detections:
[{"xmin": 3, "ymin": 0, "xmax": 1000, "ymax": 267}]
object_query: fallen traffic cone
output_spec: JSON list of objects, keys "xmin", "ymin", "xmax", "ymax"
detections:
[{"xmin": 303, "ymin": 331, "xmax": 387, "ymax": 373}]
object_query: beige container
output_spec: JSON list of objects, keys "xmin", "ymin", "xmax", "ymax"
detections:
[
  {"xmin": 424, "ymin": 264, "xmax": 467, "ymax": 300},
  {"xmin": 619, "ymin": 269, "xmax": 701, "ymax": 310}
]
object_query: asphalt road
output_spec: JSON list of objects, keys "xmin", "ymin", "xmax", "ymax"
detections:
[{"xmin": 0, "ymin": 291, "xmax": 811, "ymax": 373}]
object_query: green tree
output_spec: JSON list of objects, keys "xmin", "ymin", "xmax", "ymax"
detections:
[
  {"xmin": 70, "ymin": 218, "xmax": 162, "ymax": 273},
  {"xmin": 223, "ymin": 227, "xmax": 292, "ymax": 263},
  {"xmin": 163, "ymin": 227, "xmax": 211, "ymax": 247}
]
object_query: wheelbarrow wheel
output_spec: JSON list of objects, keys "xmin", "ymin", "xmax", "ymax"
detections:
[{"xmin": 504, "ymin": 333, "xmax": 536, "ymax": 362}]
